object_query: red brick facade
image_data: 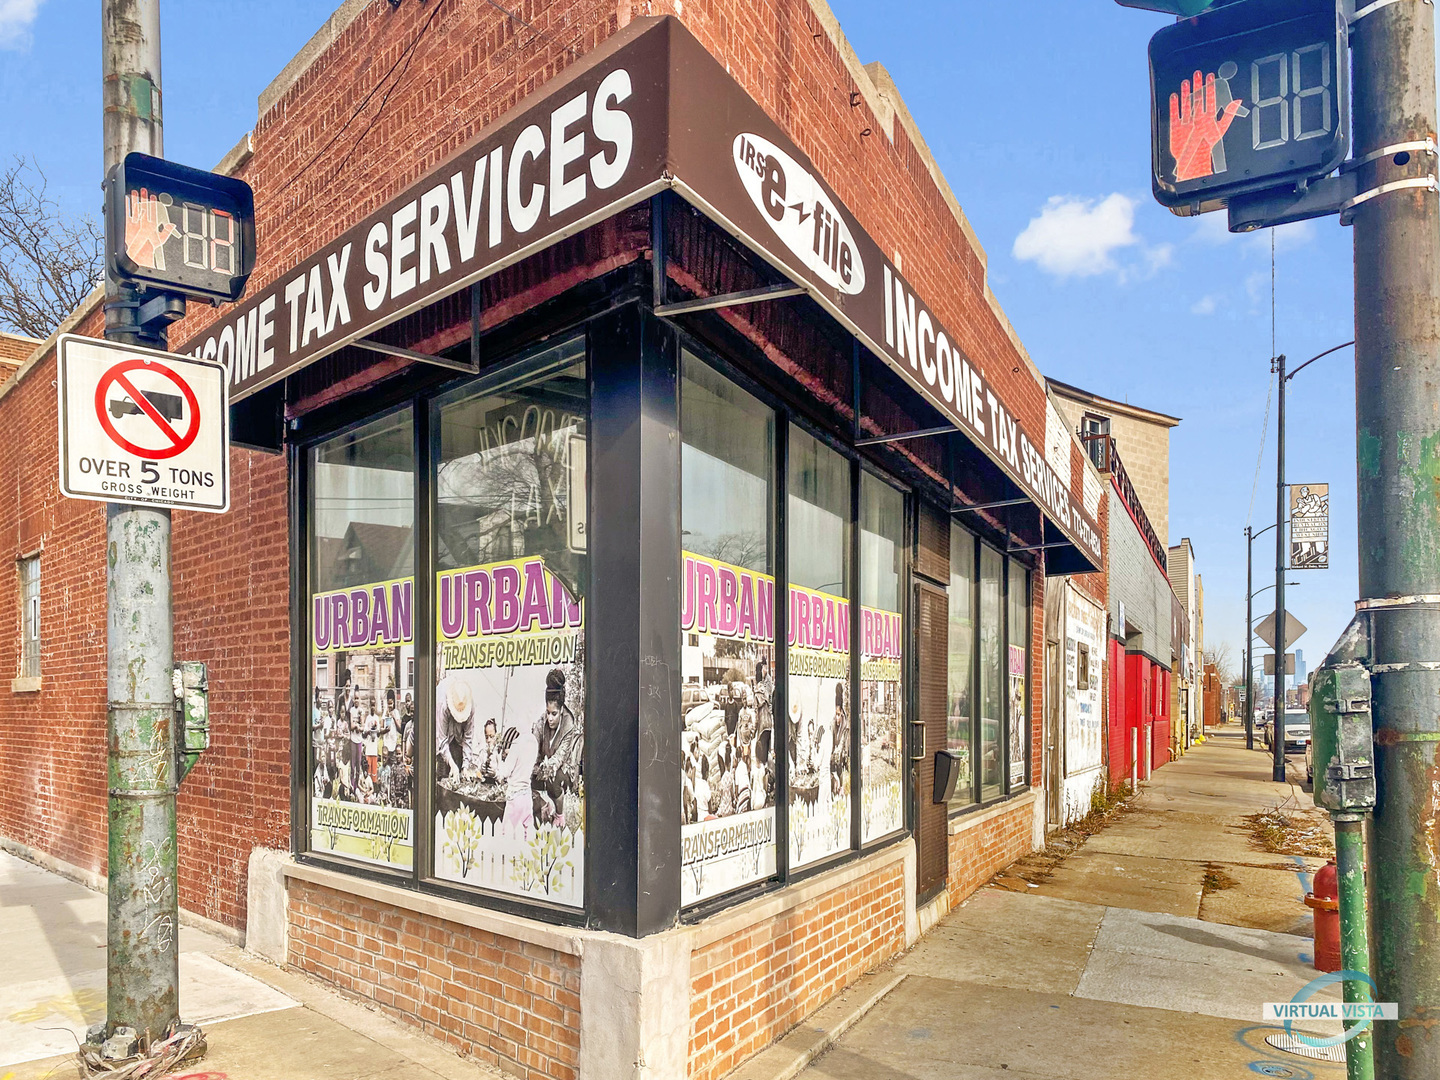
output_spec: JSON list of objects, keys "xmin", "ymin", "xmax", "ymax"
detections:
[
  {"xmin": 289, "ymin": 878, "xmax": 582, "ymax": 1080},
  {"xmin": 0, "ymin": 302, "xmax": 291, "ymax": 929},
  {"xmin": 687, "ymin": 860, "xmax": 906, "ymax": 1080}
]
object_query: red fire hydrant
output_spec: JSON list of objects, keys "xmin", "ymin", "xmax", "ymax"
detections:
[{"xmin": 1305, "ymin": 860, "xmax": 1341, "ymax": 972}]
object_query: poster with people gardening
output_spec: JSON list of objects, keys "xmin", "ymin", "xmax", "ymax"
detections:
[
  {"xmin": 787, "ymin": 582, "xmax": 852, "ymax": 868},
  {"xmin": 680, "ymin": 551, "xmax": 778, "ymax": 906},
  {"xmin": 860, "ymin": 605, "xmax": 903, "ymax": 842},
  {"xmin": 310, "ymin": 577, "xmax": 417, "ymax": 869},
  {"xmin": 433, "ymin": 556, "xmax": 586, "ymax": 906}
]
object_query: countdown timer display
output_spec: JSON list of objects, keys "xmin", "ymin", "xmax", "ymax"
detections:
[
  {"xmin": 1150, "ymin": 0, "xmax": 1348, "ymax": 213},
  {"xmin": 105, "ymin": 152, "xmax": 256, "ymax": 303}
]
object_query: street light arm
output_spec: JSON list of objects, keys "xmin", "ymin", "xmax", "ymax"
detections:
[
  {"xmin": 1286, "ymin": 340, "xmax": 1355, "ymax": 381},
  {"xmin": 1250, "ymin": 519, "xmax": 1290, "ymax": 542}
]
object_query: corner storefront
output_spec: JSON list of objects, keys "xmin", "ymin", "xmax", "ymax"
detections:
[{"xmin": 0, "ymin": 7, "xmax": 1106, "ymax": 1079}]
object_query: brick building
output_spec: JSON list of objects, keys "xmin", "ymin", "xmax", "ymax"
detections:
[
  {"xmin": 1048, "ymin": 379, "xmax": 1179, "ymax": 549},
  {"xmin": 0, "ymin": 331, "xmax": 37, "ymax": 381},
  {"xmin": 1048, "ymin": 384, "xmax": 1176, "ymax": 814},
  {"xmin": 0, "ymin": 4, "xmax": 1108, "ymax": 1078}
]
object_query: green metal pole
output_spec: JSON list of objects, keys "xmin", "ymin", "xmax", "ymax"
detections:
[
  {"xmin": 1351, "ymin": 0, "xmax": 1440, "ymax": 1072},
  {"xmin": 1335, "ymin": 816, "xmax": 1374, "ymax": 1080}
]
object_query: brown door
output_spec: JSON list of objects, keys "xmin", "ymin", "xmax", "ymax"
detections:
[{"xmin": 912, "ymin": 579, "xmax": 949, "ymax": 900}]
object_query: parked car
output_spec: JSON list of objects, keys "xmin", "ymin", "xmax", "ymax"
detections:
[
  {"xmin": 1281, "ymin": 709, "xmax": 1311, "ymax": 755},
  {"xmin": 1259, "ymin": 709, "xmax": 1311, "ymax": 753}
]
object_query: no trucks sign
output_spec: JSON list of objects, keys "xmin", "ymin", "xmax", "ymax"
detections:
[{"xmin": 57, "ymin": 334, "xmax": 229, "ymax": 512}]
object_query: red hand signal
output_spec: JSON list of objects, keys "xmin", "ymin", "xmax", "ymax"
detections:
[{"xmin": 1169, "ymin": 70, "xmax": 1244, "ymax": 182}]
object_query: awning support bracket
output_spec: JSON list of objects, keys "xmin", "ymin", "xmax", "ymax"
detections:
[
  {"xmin": 654, "ymin": 282, "xmax": 806, "ymax": 318},
  {"xmin": 651, "ymin": 191, "xmax": 806, "ymax": 317},
  {"xmin": 1009, "ymin": 540, "xmax": 1075, "ymax": 553},
  {"xmin": 953, "ymin": 497, "xmax": 1031, "ymax": 515},
  {"xmin": 855, "ymin": 423, "xmax": 959, "ymax": 447},
  {"xmin": 351, "ymin": 337, "xmax": 479, "ymax": 374}
]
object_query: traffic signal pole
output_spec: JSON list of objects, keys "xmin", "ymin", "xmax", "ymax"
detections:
[
  {"xmin": 1350, "ymin": 1, "xmax": 1440, "ymax": 1073},
  {"xmin": 100, "ymin": 0, "xmax": 180, "ymax": 1051}
]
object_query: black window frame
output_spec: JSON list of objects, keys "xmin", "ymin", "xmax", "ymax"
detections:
[
  {"xmin": 945, "ymin": 521, "xmax": 1034, "ymax": 819},
  {"xmin": 291, "ymin": 329, "xmax": 593, "ymax": 929},
  {"xmin": 675, "ymin": 336, "xmax": 913, "ymax": 921}
]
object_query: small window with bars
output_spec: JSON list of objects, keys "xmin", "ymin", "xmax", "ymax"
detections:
[{"xmin": 19, "ymin": 555, "xmax": 40, "ymax": 679}]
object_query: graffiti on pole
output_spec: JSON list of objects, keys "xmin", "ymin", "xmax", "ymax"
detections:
[{"xmin": 1290, "ymin": 483, "xmax": 1329, "ymax": 570}]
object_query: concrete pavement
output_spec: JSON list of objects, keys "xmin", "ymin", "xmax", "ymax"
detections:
[
  {"xmin": 747, "ymin": 724, "xmax": 1347, "ymax": 1080},
  {"xmin": 0, "ymin": 847, "xmax": 502, "ymax": 1080}
]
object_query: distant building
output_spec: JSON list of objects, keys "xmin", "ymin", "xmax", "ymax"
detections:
[
  {"xmin": 1047, "ymin": 380, "xmax": 1181, "ymax": 549},
  {"xmin": 1050, "ymin": 383, "xmax": 1177, "ymax": 803},
  {"xmin": 0, "ymin": 331, "xmax": 39, "ymax": 382},
  {"xmin": 1168, "ymin": 538, "xmax": 1203, "ymax": 754}
]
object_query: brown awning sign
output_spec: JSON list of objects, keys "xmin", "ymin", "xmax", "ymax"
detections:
[
  {"xmin": 179, "ymin": 24, "xmax": 672, "ymax": 398},
  {"xmin": 180, "ymin": 17, "xmax": 1101, "ymax": 568}
]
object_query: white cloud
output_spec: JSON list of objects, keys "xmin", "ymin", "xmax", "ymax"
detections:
[
  {"xmin": 1191, "ymin": 294, "xmax": 1219, "ymax": 316},
  {"xmin": 1013, "ymin": 194, "xmax": 1142, "ymax": 279},
  {"xmin": 0, "ymin": 0, "xmax": 42, "ymax": 50}
]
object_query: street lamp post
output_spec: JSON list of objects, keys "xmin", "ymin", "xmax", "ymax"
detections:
[
  {"xmin": 1243, "ymin": 521, "xmax": 1287, "ymax": 751},
  {"xmin": 1274, "ymin": 351, "xmax": 1287, "ymax": 782},
  {"xmin": 1251, "ymin": 340, "xmax": 1352, "ymax": 777}
]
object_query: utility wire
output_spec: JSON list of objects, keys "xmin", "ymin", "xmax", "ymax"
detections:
[
  {"xmin": 1247, "ymin": 230, "xmax": 1278, "ymax": 528},
  {"xmin": 320, "ymin": 0, "xmax": 448, "ymax": 188},
  {"xmin": 276, "ymin": 0, "xmax": 447, "ymax": 197}
]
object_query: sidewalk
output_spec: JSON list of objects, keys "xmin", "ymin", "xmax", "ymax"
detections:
[
  {"xmin": 744, "ymin": 726, "xmax": 1346, "ymax": 1080},
  {"xmin": 0, "ymin": 849, "xmax": 502, "ymax": 1080}
]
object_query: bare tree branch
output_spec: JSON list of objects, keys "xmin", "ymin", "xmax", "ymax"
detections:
[
  {"xmin": 0, "ymin": 157, "xmax": 103, "ymax": 339},
  {"xmin": 1202, "ymin": 641, "xmax": 1236, "ymax": 687}
]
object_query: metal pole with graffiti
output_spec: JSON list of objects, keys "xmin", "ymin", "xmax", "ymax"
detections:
[{"xmin": 98, "ymin": 0, "xmax": 183, "ymax": 1054}]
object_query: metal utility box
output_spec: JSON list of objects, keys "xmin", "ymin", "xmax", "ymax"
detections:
[{"xmin": 1309, "ymin": 661, "xmax": 1376, "ymax": 813}]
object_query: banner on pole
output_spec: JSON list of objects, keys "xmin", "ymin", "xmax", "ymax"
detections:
[{"xmin": 1290, "ymin": 483, "xmax": 1329, "ymax": 570}]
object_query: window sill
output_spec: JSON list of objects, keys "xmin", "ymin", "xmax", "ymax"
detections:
[
  {"xmin": 11, "ymin": 676, "xmax": 41, "ymax": 693},
  {"xmin": 947, "ymin": 789, "xmax": 1036, "ymax": 836}
]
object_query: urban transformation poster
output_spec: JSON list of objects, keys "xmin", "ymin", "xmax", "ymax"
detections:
[
  {"xmin": 788, "ymin": 582, "xmax": 852, "ymax": 868},
  {"xmin": 309, "ymin": 577, "xmax": 417, "ymax": 869},
  {"xmin": 860, "ymin": 605, "xmax": 903, "ymax": 841},
  {"xmin": 433, "ymin": 556, "xmax": 586, "ymax": 907},
  {"xmin": 680, "ymin": 551, "xmax": 777, "ymax": 906}
]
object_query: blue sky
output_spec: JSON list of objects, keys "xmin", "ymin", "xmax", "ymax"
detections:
[{"xmin": 0, "ymin": 0, "xmax": 1371, "ymax": 673}]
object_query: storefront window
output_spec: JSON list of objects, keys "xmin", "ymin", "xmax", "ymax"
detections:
[
  {"xmin": 432, "ymin": 339, "xmax": 587, "ymax": 907},
  {"xmin": 307, "ymin": 410, "xmax": 417, "ymax": 870},
  {"xmin": 680, "ymin": 352, "xmax": 777, "ymax": 906},
  {"xmin": 947, "ymin": 525, "xmax": 975, "ymax": 808},
  {"xmin": 787, "ymin": 427, "xmax": 852, "ymax": 870},
  {"xmin": 979, "ymin": 543, "xmax": 1004, "ymax": 802},
  {"xmin": 1008, "ymin": 562, "xmax": 1030, "ymax": 791},
  {"xmin": 860, "ymin": 472, "xmax": 904, "ymax": 842}
]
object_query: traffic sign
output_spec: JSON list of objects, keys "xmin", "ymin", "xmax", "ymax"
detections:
[
  {"xmin": 57, "ymin": 334, "xmax": 229, "ymax": 513},
  {"xmin": 1255, "ymin": 610, "xmax": 1307, "ymax": 650}
]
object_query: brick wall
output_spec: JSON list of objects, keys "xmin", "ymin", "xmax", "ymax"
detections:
[
  {"xmin": 687, "ymin": 859, "xmax": 907, "ymax": 1080},
  {"xmin": 945, "ymin": 797, "xmax": 1035, "ymax": 907},
  {"xmin": 0, "ymin": 321, "xmax": 291, "ymax": 928},
  {"xmin": 289, "ymin": 878, "xmax": 582, "ymax": 1080}
]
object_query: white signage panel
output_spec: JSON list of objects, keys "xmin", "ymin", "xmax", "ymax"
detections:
[{"xmin": 57, "ymin": 334, "xmax": 229, "ymax": 513}]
